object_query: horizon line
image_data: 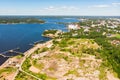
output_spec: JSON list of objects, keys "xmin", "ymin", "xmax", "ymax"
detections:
[{"xmin": 0, "ymin": 15, "xmax": 120, "ymax": 17}]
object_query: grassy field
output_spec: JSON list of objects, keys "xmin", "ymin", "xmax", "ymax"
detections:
[
  {"xmin": 0, "ymin": 67, "xmax": 16, "ymax": 74},
  {"xmin": 15, "ymin": 71, "xmax": 37, "ymax": 80},
  {"xmin": 116, "ymin": 34, "xmax": 120, "ymax": 39},
  {"xmin": 0, "ymin": 67, "xmax": 16, "ymax": 80}
]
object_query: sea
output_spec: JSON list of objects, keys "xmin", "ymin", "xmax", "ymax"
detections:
[
  {"xmin": 0, "ymin": 16, "xmax": 79, "ymax": 65},
  {"xmin": 0, "ymin": 16, "xmax": 120, "ymax": 65}
]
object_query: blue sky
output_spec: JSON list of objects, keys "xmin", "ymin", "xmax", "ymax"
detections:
[{"xmin": 0, "ymin": 0, "xmax": 120, "ymax": 16}]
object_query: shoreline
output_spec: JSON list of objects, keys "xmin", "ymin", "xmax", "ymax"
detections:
[
  {"xmin": 0, "ymin": 39, "xmax": 50, "ymax": 66},
  {"xmin": 0, "ymin": 40, "xmax": 52, "ymax": 80},
  {"xmin": 0, "ymin": 40, "xmax": 52, "ymax": 69},
  {"xmin": 0, "ymin": 23, "xmax": 45, "ymax": 25}
]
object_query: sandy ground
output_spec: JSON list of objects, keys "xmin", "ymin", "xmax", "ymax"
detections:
[
  {"xmin": 107, "ymin": 71, "xmax": 120, "ymax": 80},
  {"xmin": 29, "ymin": 66, "xmax": 40, "ymax": 73},
  {"xmin": 5, "ymin": 72, "xmax": 16, "ymax": 80}
]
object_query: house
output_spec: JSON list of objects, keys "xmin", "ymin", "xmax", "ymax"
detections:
[
  {"xmin": 83, "ymin": 26, "xmax": 90, "ymax": 32},
  {"xmin": 15, "ymin": 64, "xmax": 20, "ymax": 68},
  {"xmin": 84, "ymin": 28, "xmax": 89, "ymax": 32},
  {"xmin": 91, "ymin": 24, "xmax": 96, "ymax": 27},
  {"xmin": 68, "ymin": 23, "xmax": 80, "ymax": 30},
  {"xmin": 72, "ymin": 33, "xmax": 78, "ymax": 37},
  {"xmin": 106, "ymin": 24, "xmax": 117, "ymax": 29},
  {"xmin": 106, "ymin": 33, "xmax": 112, "ymax": 37},
  {"xmin": 111, "ymin": 40, "xmax": 120, "ymax": 46}
]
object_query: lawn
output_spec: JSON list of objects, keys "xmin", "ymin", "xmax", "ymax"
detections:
[{"xmin": 116, "ymin": 34, "xmax": 120, "ymax": 39}]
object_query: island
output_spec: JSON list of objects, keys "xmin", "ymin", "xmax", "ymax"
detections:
[
  {"xmin": 0, "ymin": 17, "xmax": 45, "ymax": 24},
  {"xmin": 0, "ymin": 17, "xmax": 120, "ymax": 80}
]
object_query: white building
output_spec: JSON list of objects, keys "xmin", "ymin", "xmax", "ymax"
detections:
[
  {"xmin": 107, "ymin": 24, "xmax": 117, "ymax": 29},
  {"xmin": 68, "ymin": 24, "xmax": 80, "ymax": 30}
]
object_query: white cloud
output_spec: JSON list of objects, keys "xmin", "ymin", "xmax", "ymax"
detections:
[
  {"xmin": 60, "ymin": 6, "xmax": 78, "ymax": 10},
  {"xmin": 44, "ymin": 6, "xmax": 56, "ymax": 11},
  {"xmin": 89, "ymin": 5, "xmax": 110, "ymax": 8},
  {"xmin": 44, "ymin": 6, "xmax": 78, "ymax": 11},
  {"xmin": 0, "ymin": 6, "xmax": 79, "ymax": 15},
  {"xmin": 0, "ymin": 5, "xmax": 119, "ymax": 16},
  {"xmin": 112, "ymin": 2, "xmax": 120, "ymax": 6}
]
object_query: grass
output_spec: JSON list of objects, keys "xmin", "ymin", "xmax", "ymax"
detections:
[
  {"xmin": 22, "ymin": 57, "xmax": 56, "ymax": 80},
  {"xmin": 79, "ymin": 60, "xmax": 85, "ymax": 66},
  {"xmin": 34, "ymin": 47, "xmax": 49, "ymax": 54},
  {"xmin": 15, "ymin": 71, "xmax": 37, "ymax": 80},
  {"xmin": 0, "ymin": 67, "xmax": 16, "ymax": 80},
  {"xmin": 98, "ymin": 63, "xmax": 107, "ymax": 80},
  {"xmin": 64, "ymin": 69, "xmax": 79, "ymax": 77},
  {"xmin": 116, "ymin": 34, "xmax": 120, "ymax": 39},
  {"xmin": 32, "ymin": 60, "xmax": 44, "ymax": 70},
  {"xmin": 43, "ymin": 30, "xmax": 57, "ymax": 35},
  {"xmin": 22, "ymin": 58, "xmax": 31, "ymax": 72},
  {"xmin": 0, "ymin": 67, "xmax": 16, "ymax": 75},
  {"xmin": 21, "ymin": 38, "xmax": 103, "ymax": 80},
  {"xmin": 16, "ymin": 54, "xmax": 24, "ymax": 59}
]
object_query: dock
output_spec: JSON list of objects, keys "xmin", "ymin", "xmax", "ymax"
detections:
[
  {"xmin": 29, "ymin": 40, "xmax": 45, "ymax": 46},
  {"xmin": 0, "ymin": 48, "xmax": 23, "ymax": 58},
  {"xmin": 33, "ymin": 40, "xmax": 44, "ymax": 44}
]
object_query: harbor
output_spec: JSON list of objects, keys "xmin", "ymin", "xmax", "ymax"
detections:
[
  {"xmin": 0, "ymin": 40, "xmax": 48, "ymax": 65},
  {"xmin": 0, "ymin": 48, "xmax": 22, "ymax": 58}
]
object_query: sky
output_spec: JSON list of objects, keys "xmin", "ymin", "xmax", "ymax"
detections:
[{"xmin": 0, "ymin": 0, "xmax": 120, "ymax": 16}]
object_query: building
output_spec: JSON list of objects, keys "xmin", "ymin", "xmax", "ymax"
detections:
[{"xmin": 68, "ymin": 23, "xmax": 80, "ymax": 30}]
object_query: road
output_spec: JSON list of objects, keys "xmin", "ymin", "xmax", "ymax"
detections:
[{"xmin": 12, "ymin": 40, "xmax": 52, "ymax": 80}]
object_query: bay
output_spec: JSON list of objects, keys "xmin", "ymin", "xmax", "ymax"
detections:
[{"xmin": 0, "ymin": 16, "xmax": 79, "ymax": 65}]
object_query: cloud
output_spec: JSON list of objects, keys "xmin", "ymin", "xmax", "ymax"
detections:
[
  {"xmin": 89, "ymin": 5, "xmax": 110, "ymax": 8},
  {"xmin": 0, "ymin": 4, "xmax": 119, "ymax": 16},
  {"xmin": 44, "ymin": 6, "xmax": 78, "ymax": 11},
  {"xmin": 60, "ymin": 6, "xmax": 78, "ymax": 10},
  {"xmin": 0, "ymin": 6, "xmax": 79, "ymax": 15},
  {"xmin": 88, "ymin": 2, "xmax": 120, "ymax": 9},
  {"xmin": 112, "ymin": 2, "xmax": 120, "ymax": 6},
  {"xmin": 44, "ymin": 6, "xmax": 56, "ymax": 11}
]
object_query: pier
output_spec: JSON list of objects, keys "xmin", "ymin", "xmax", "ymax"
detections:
[
  {"xmin": 0, "ymin": 48, "xmax": 23, "ymax": 58},
  {"xmin": 29, "ymin": 40, "xmax": 45, "ymax": 46},
  {"xmin": 33, "ymin": 40, "xmax": 44, "ymax": 44}
]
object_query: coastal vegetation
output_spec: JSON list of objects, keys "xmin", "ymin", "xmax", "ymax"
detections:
[
  {"xmin": 15, "ymin": 71, "xmax": 37, "ymax": 80},
  {"xmin": 68, "ymin": 32, "xmax": 119, "ymax": 77},
  {"xmin": 0, "ymin": 17, "xmax": 45, "ymax": 24},
  {"xmin": 20, "ymin": 38, "xmax": 107, "ymax": 80},
  {"xmin": 0, "ymin": 17, "xmax": 120, "ymax": 80},
  {"xmin": 0, "ymin": 67, "xmax": 16, "ymax": 75},
  {"xmin": 0, "ymin": 67, "xmax": 16, "ymax": 80},
  {"xmin": 43, "ymin": 29, "xmax": 62, "ymax": 38},
  {"xmin": 43, "ymin": 30, "xmax": 57, "ymax": 36},
  {"xmin": 116, "ymin": 34, "xmax": 120, "ymax": 39},
  {"xmin": 60, "ymin": 20, "xmax": 120, "ymax": 78}
]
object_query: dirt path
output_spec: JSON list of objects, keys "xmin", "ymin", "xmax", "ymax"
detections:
[
  {"xmin": 107, "ymin": 71, "xmax": 120, "ymax": 80},
  {"xmin": 12, "ymin": 40, "xmax": 52, "ymax": 80}
]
